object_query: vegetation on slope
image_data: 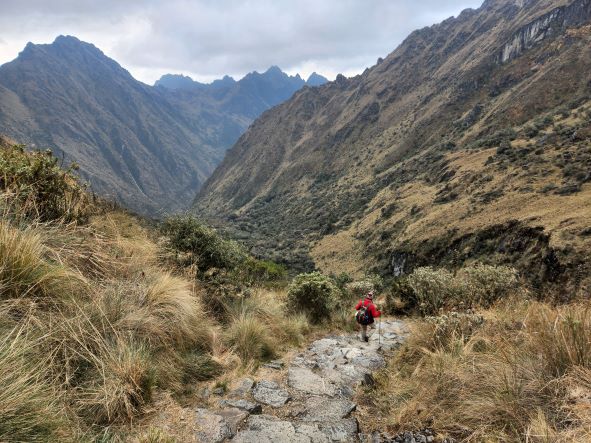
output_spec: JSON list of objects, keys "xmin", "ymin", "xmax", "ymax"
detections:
[
  {"xmin": 195, "ymin": 0, "xmax": 591, "ymax": 294},
  {"xmin": 358, "ymin": 265, "xmax": 591, "ymax": 442},
  {"xmin": 0, "ymin": 138, "xmax": 333, "ymax": 441}
]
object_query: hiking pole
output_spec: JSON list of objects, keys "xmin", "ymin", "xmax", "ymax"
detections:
[{"xmin": 378, "ymin": 316, "xmax": 382, "ymax": 345}]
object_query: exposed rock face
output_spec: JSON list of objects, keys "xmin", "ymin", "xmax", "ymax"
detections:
[
  {"xmin": 500, "ymin": 0, "xmax": 591, "ymax": 62},
  {"xmin": 195, "ymin": 0, "xmax": 591, "ymax": 288}
]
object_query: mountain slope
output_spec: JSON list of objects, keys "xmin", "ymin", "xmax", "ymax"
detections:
[
  {"xmin": 0, "ymin": 37, "xmax": 321, "ymax": 215},
  {"xmin": 195, "ymin": 0, "xmax": 591, "ymax": 290}
]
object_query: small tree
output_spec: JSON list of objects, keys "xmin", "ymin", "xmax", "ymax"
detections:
[
  {"xmin": 161, "ymin": 215, "xmax": 246, "ymax": 271},
  {"xmin": 287, "ymin": 272, "xmax": 338, "ymax": 323}
]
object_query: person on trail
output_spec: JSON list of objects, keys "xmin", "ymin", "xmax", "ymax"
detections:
[{"xmin": 355, "ymin": 290, "xmax": 381, "ymax": 342}]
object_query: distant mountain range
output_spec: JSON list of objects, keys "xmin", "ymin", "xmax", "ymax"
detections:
[
  {"xmin": 195, "ymin": 0, "xmax": 591, "ymax": 289},
  {"xmin": 0, "ymin": 36, "xmax": 326, "ymax": 214}
]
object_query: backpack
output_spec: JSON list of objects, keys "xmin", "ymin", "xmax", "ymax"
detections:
[{"xmin": 356, "ymin": 301, "xmax": 373, "ymax": 325}]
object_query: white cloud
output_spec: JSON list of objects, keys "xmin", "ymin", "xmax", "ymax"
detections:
[{"xmin": 0, "ymin": 0, "xmax": 483, "ymax": 84}]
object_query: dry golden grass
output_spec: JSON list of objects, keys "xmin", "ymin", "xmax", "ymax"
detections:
[
  {"xmin": 359, "ymin": 299, "xmax": 591, "ymax": 442},
  {"xmin": 222, "ymin": 288, "xmax": 311, "ymax": 364},
  {"xmin": 0, "ymin": 221, "xmax": 84, "ymax": 302},
  {"xmin": 0, "ymin": 326, "xmax": 76, "ymax": 442}
]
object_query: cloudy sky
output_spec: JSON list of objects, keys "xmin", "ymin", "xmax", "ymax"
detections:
[{"xmin": 0, "ymin": 0, "xmax": 483, "ymax": 85}]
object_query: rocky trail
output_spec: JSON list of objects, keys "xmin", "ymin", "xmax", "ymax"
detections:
[{"xmin": 187, "ymin": 319, "xmax": 409, "ymax": 442}]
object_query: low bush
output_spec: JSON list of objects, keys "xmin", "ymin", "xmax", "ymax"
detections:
[
  {"xmin": 286, "ymin": 272, "xmax": 339, "ymax": 323},
  {"xmin": 0, "ymin": 139, "xmax": 89, "ymax": 222},
  {"xmin": 405, "ymin": 267, "xmax": 459, "ymax": 315},
  {"xmin": 391, "ymin": 263, "xmax": 519, "ymax": 315},
  {"xmin": 346, "ymin": 274, "xmax": 384, "ymax": 299},
  {"xmin": 457, "ymin": 263, "xmax": 517, "ymax": 308},
  {"xmin": 161, "ymin": 215, "xmax": 247, "ymax": 271}
]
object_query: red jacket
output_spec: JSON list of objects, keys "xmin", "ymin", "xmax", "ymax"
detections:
[{"xmin": 355, "ymin": 298, "xmax": 381, "ymax": 321}]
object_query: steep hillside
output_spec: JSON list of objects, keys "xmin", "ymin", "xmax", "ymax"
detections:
[
  {"xmin": 0, "ymin": 37, "xmax": 321, "ymax": 215},
  {"xmin": 195, "ymin": 0, "xmax": 591, "ymax": 291}
]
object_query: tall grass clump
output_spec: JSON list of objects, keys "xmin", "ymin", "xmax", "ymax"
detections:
[
  {"xmin": 224, "ymin": 314, "xmax": 277, "ymax": 362},
  {"xmin": 360, "ymin": 300, "xmax": 591, "ymax": 441},
  {"xmin": 0, "ymin": 221, "xmax": 81, "ymax": 303},
  {"xmin": 0, "ymin": 328, "xmax": 74, "ymax": 442},
  {"xmin": 286, "ymin": 272, "xmax": 339, "ymax": 323}
]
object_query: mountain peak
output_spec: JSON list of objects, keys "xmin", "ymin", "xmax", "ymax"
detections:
[
  {"xmin": 306, "ymin": 72, "xmax": 328, "ymax": 87},
  {"xmin": 265, "ymin": 65, "xmax": 283, "ymax": 74}
]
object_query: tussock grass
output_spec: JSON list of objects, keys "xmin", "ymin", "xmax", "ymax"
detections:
[
  {"xmin": 223, "ymin": 288, "xmax": 311, "ymax": 363},
  {"xmin": 0, "ymin": 327, "xmax": 74, "ymax": 442},
  {"xmin": 225, "ymin": 314, "xmax": 277, "ymax": 361},
  {"xmin": 0, "ymin": 221, "xmax": 82, "ymax": 302},
  {"xmin": 361, "ymin": 299, "xmax": 591, "ymax": 441}
]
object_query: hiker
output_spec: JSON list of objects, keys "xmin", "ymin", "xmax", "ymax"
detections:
[{"xmin": 355, "ymin": 290, "xmax": 381, "ymax": 342}]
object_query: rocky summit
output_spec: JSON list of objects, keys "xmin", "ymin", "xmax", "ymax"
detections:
[{"xmin": 194, "ymin": 0, "xmax": 591, "ymax": 292}]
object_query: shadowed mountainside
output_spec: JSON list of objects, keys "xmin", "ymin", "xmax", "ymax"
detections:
[
  {"xmin": 0, "ymin": 36, "xmax": 325, "ymax": 215},
  {"xmin": 195, "ymin": 0, "xmax": 591, "ymax": 292}
]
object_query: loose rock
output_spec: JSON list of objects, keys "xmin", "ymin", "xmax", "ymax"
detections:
[{"xmin": 219, "ymin": 398, "xmax": 262, "ymax": 414}]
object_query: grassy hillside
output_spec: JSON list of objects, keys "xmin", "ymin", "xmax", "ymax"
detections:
[
  {"xmin": 358, "ymin": 269, "xmax": 591, "ymax": 441},
  {"xmin": 0, "ymin": 137, "xmax": 321, "ymax": 441}
]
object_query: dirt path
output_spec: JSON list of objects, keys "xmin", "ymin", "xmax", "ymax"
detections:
[{"xmin": 188, "ymin": 319, "xmax": 408, "ymax": 442}]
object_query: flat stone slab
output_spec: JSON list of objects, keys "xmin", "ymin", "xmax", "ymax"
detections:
[
  {"xmin": 219, "ymin": 398, "xmax": 262, "ymax": 414},
  {"xmin": 287, "ymin": 367, "xmax": 337, "ymax": 396},
  {"xmin": 233, "ymin": 415, "xmax": 329, "ymax": 443},
  {"xmin": 230, "ymin": 377, "xmax": 255, "ymax": 398},
  {"xmin": 194, "ymin": 407, "xmax": 247, "ymax": 443},
  {"xmin": 315, "ymin": 418, "xmax": 359, "ymax": 442},
  {"xmin": 252, "ymin": 380, "xmax": 291, "ymax": 407},
  {"xmin": 301, "ymin": 396, "xmax": 356, "ymax": 421}
]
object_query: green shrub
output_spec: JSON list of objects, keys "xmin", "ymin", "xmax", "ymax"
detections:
[
  {"xmin": 392, "ymin": 264, "xmax": 519, "ymax": 315},
  {"xmin": 161, "ymin": 215, "xmax": 247, "ymax": 271},
  {"xmin": 237, "ymin": 257, "xmax": 287, "ymax": 284},
  {"xmin": 286, "ymin": 272, "xmax": 339, "ymax": 323},
  {"xmin": 406, "ymin": 267, "xmax": 459, "ymax": 315},
  {"xmin": 333, "ymin": 272, "xmax": 353, "ymax": 289},
  {"xmin": 0, "ymin": 141, "xmax": 89, "ymax": 222},
  {"xmin": 457, "ymin": 263, "xmax": 517, "ymax": 308}
]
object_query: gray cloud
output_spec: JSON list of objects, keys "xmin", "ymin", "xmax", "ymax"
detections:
[{"xmin": 0, "ymin": 0, "xmax": 483, "ymax": 83}]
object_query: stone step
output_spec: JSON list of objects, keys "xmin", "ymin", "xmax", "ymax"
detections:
[{"xmin": 252, "ymin": 379, "xmax": 291, "ymax": 407}]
